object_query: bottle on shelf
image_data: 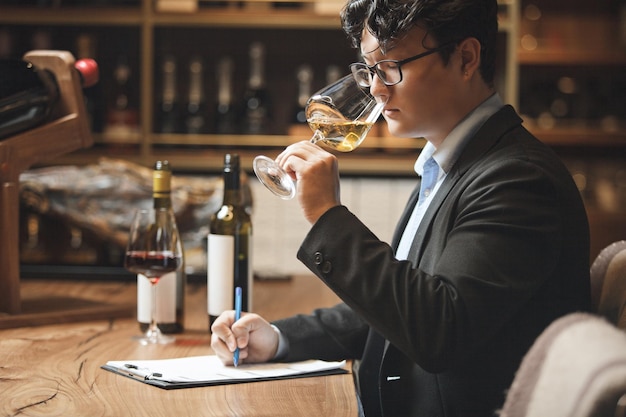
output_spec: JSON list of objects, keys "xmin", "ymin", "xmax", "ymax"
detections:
[
  {"xmin": 62, "ymin": 226, "xmax": 99, "ymax": 265},
  {"xmin": 241, "ymin": 42, "xmax": 270, "ymax": 135},
  {"xmin": 137, "ymin": 160, "xmax": 186, "ymax": 334},
  {"xmin": 288, "ymin": 64, "xmax": 313, "ymax": 137},
  {"xmin": 208, "ymin": 154, "xmax": 253, "ymax": 329},
  {"xmin": 183, "ymin": 55, "xmax": 208, "ymax": 135},
  {"xmin": 214, "ymin": 57, "xmax": 237, "ymax": 134},
  {"xmin": 104, "ymin": 55, "xmax": 139, "ymax": 142},
  {"xmin": 293, "ymin": 64, "xmax": 313, "ymax": 124},
  {"xmin": 157, "ymin": 54, "xmax": 180, "ymax": 134},
  {"xmin": 19, "ymin": 213, "xmax": 50, "ymax": 264},
  {"xmin": 30, "ymin": 29, "xmax": 52, "ymax": 51}
]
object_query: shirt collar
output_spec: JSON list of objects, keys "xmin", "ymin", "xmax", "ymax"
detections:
[{"xmin": 415, "ymin": 93, "xmax": 504, "ymax": 176}]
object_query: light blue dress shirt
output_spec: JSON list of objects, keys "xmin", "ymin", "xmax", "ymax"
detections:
[{"xmin": 395, "ymin": 93, "xmax": 504, "ymax": 260}]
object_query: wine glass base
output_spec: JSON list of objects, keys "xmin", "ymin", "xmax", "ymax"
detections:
[
  {"xmin": 133, "ymin": 330, "xmax": 175, "ymax": 345},
  {"xmin": 253, "ymin": 155, "xmax": 296, "ymax": 200}
]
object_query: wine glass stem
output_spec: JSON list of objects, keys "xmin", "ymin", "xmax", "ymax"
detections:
[
  {"xmin": 309, "ymin": 129, "xmax": 324, "ymax": 145},
  {"xmin": 150, "ymin": 280, "xmax": 159, "ymax": 340}
]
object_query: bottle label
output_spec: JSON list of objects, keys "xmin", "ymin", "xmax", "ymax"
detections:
[
  {"xmin": 137, "ymin": 271, "xmax": 177, "ymax": 324},
  {"xmin": 207, "ymin": 233, "xmax": 253, "ymax": 317},
  {"xmin": 207, "ymin": 234, "xmax": 235, "ymax": 317}
]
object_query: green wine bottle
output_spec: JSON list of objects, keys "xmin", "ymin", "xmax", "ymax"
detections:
[{"xmin": 208, "ymin": 154, "xmax": 253, "ymax": 329}]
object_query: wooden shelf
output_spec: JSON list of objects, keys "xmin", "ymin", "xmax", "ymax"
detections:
[
  {"xmin": 0, "ymin": 0, "xmax": 519, "ymax": 165},
  {"xmin": 48, "ymin": 144, "xmax": 420, "ymax": 176},
  {"xmin": 0, "ymin": 5, "xmax": 340, "ymax": 29},
  {"xmin": 518, "ymin": 49, "xmax": 626, "ymax": 66},
  {"xmin": 3, "ymin": 0, "xmax": 625, "ymax": 168},
  {"xmin": 152, "ymin": 9, "xmax": 341, "ymax": 29},
  {"xmin": 527, "ymin": 127, "xmax": 626, "ymax": 147},
  {"xmin": 0, "ymin": 7, "xmax": 144, "ymax": 25},
  {"xmin": 142, "ymin": 130, "xmax": 425, "ymax": 149}
]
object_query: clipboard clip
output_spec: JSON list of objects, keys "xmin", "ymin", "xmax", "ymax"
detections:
[{"xmin": 124, "ymin": 363, "xmax": 162, "ymax": 380}]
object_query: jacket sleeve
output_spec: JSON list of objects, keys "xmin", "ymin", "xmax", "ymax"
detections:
[
  {"xmin": 272, "ymin": 302, "xmax": 370, "ymax": 362},
  {"xmin": 296, "ymin": 152, "xmax": 589, "ymax": 372}
]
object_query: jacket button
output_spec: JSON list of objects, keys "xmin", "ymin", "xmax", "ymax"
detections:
[
  {"xmin": 321, "ymin": 261, "xmax": 332, "ymax": 274},
  {"xmin": 314, "ymin": 252, "xmax": 323, "ymax": 265}
]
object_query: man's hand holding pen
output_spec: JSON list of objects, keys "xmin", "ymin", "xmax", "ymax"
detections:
[{"xmin": 210, "ymin": 308, "xmax": 280, "ymax": 366}]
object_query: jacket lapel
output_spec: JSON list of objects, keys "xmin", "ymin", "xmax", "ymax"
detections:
[
  {"xmin": 406, "ymin": 105, "xmax": 523, "ymax": 262},
  {"xmin": 391, "ymin": 184, "xmax": 420, "ymax": 250}
]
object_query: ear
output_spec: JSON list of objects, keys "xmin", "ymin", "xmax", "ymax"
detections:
[{"xmin": 458, "ymin": 37, "xmax": 481, "ymax": 78}]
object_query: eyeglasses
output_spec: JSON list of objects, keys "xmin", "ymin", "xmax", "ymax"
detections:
[{"xmin": 349, "ymin": 42, "xmax": 456, "ymax": 88}]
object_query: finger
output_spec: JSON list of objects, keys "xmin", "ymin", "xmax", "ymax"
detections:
[
  {"xmin": 232, "ymin": 314, "xmax": 280, "ymax": 363},
  {"xmin": 210, "ymin": 311, "xmax": 238, "ymax": 351},
  {"xmin": 210, "ymin": 332, "xmax": 234, "ymax": 365},
  {"xmin": 230, "ymin": 313, "xmax": 256, "ymax": 354},
  {"xmin": 276, "ymin": 140, "xmax": 319, "ymax": 167}
]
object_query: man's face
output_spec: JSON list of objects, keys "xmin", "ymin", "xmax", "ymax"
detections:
[{"xmin": 361, "ymin": 26, "xmax": 466, "ymax": 146}]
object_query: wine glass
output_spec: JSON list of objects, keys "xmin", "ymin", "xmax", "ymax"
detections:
[
  {"xmin": 253, "ymin": 74, "xmax": 386, "ymax": 199},
  {"xmin": 124, "ymin": 208, "xmax": 183, "ymax": 345}
]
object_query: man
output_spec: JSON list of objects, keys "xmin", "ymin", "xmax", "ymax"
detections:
[{"xmin": 211, "ymin": 0, "xmax": 591, "ymax": 415}]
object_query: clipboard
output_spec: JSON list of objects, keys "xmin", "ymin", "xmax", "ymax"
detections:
[{"xmin": 101, "ymin": 355, "xmax": 348, "ymax": 390}]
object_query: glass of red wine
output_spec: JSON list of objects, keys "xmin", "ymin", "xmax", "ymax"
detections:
[{"xmin": 124, "ymin": 208, "xmax": 183, "ymax": 345}]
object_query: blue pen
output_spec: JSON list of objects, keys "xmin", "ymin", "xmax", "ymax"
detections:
[{"xmin": 233, "ymin": 286, "xmax": 242, "ymax": 367}]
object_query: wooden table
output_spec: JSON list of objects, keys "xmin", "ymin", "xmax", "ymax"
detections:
[{"xmin": 0, "ymin": 275, "xmax": 357, "ymax": 416}]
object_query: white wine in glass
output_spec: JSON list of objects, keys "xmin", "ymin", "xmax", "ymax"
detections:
[{"xmin": 253, "ymin": 74, "xmax": 385, "ymax": 199}]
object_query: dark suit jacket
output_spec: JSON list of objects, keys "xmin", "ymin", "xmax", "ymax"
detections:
[{"xmin": 273, "ymin": 105, "xmax": 591, "ymax": 417}]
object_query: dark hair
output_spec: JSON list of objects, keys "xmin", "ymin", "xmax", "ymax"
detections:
[{"xmin": 340, "ymin": 0, "xmax": 498, "ymax": 85}]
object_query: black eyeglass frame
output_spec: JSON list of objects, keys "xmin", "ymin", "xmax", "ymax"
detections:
[{"xmin": 349, "ymin": 41, "xmax": 457, "ymax": 87}]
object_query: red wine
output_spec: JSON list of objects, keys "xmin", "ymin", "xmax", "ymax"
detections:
[
  {"xmin": 125, "ymin": 250, "xmax": 181, "ymax": 283},
  {"xmin": 137, "ymin": 161, "xmax": 186, "ymax": 334}
]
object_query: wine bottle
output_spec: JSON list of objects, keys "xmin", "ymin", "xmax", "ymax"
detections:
[
  {"xmin": 183, "ymin": 56, "xmax": 208, "ymax": 134},
  {"xmin": 137, "ymin": 160, "xmax": 186, "ymax": 334},
  {"xmin": 293, "ymin": 64, "xmax": 313, "ymax": 124},
  {"xmin": 214, "ymin": 57, "xmax": 237, "ymax": 134},
  {"xmin": 63, "ymin": 227, "xmax": 98, "ymax": 265},
  {"xmin": 208, "ymin": 154, "xmax": 253, "ymax": 329},
  {"xmin": 241, "ymin": 42, "xmax": 270, "ymax": 134},
  {"xmin": 31, "ymin": 29, "xmax": 52, "ymax": 51},
  {"xmin": 20, "ymin": 213, "xmax": 50, "ymax": 264},
  {"xmin": 104, "ymin": 55, "xmax": 139, "ymax": 140},
  {"xmin": 0, "ymin": 56, "xmax": 98, "ymax": 139},
  {"xmin": 157, "ymin": 54, "xmax": 180, "ymax": 134}
]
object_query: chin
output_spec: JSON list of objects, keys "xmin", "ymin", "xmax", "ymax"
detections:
[
  {"xmin": 384, "ymin": 120, "xmax": 415, "ymax": 139},
  {"xmin": 384, "ymin": 121, "xmax": 401, "ymax": 138},
  {"xmin": 387, "ymin": 126, "xmax": 413, "ymax": 139}
]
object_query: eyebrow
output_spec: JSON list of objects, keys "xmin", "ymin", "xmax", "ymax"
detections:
[
  {"xmin": 362, "ymin": 43, "xmax": 382, "ymax": 55},
  {"xmin": 360, "ymin": 45, "xmax": 382, "ymax": 63}
]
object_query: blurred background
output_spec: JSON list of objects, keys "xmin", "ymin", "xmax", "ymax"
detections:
[{"xmin": 1, "ymin": 0, "xmax": 624, "ymax": 278}]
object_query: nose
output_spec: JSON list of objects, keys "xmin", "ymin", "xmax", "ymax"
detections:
[{"xmin": 368, "ymin": 71, "xmax": 389, "ymax": 103}]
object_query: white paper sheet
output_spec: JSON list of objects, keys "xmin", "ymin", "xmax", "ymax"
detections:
[{"xmin": 105, "ymin": 355, "xmax": 346, "ymax": 384}]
